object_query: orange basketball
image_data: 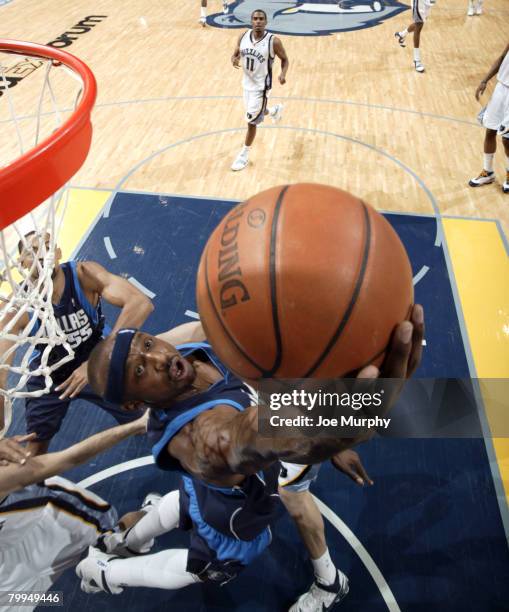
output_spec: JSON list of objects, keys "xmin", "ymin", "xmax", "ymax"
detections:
[{"xmin": 196, "ymin": 183, "xmax": 413, "ymax": 379}]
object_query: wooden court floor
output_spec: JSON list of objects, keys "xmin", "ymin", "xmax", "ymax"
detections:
[
  {"xmin": 1, "ymin": 1, "xmax": 509, "ymax": 608},
  {"xmin": 0, "ymin": 0, "xmax": 508, "ymax": 223}
]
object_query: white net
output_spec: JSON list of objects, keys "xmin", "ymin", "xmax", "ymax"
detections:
[{"xmin": 0, "ymin": 46, "xmax": 91, "ymax": 437}]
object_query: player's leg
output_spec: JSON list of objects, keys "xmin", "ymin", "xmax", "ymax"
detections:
[
  {"xmin": 77, "ymin": 547, "xmax": 198, "ymax": 593},
  {"xmin": 77, "ymin": 489, "xmax": 199, "ymax": 592},
  {"xmin": 467, "ymin": 0, "xmax": 475, "ymax": 15},
  {"xmin": 469, "ymin": 129, "xmax": 497, "ymax": 186},
  {"xmin": 502, "ymin": 135, "xmax": 509, "ymax": 193},
  {"xmin": 395, "ymin": 22, "xmax": 413, "ymax": 47},
  {"xmin": 223, "ymin": 0, "xmax": 229, "ymax": 13},
  {"xmin": 24, "ymin": 387, "xmax": 71, "ymax": 455},
  {"xmin": 279, "ymin": 464, "xmax": 349, "ymax": 611},
  {"xmin": 232, "ymin": 91, "xmax": 266, "ymax": 171},
  {"xmin": 100, "ymin": 490, "xmax": 179, "ymax": 556},
  {"xmin": 412, "ymin": 22, "xmax": 425, "ymax": 72},
  {"xmin": 200, "ymin": 0, "xmax": 207, "ymax": 26},
  {"xmin": 470, "ymin": 84, "xmax": 508, "ymax": 187},
  {"xmin": 475, "ymin": 0, "xmax": 483, "ymax": 15}
]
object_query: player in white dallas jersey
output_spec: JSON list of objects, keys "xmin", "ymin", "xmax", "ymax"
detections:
[
  {"xmin": 0, "ymin": 415, "xmax": 147, "ymax": 610},
  {"xmin": 230, "ymin": 9, "xmax": 289, "ymax": 172}
]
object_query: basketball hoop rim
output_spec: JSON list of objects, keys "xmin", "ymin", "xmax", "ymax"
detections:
[{"xmin": 0, "ymin": 39, "xmax": 97, "ymax": 231}]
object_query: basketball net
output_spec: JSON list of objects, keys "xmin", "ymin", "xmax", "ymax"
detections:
[{"xmin": 0, "ymin": 41, "xmax": 96, "ymax": 437}]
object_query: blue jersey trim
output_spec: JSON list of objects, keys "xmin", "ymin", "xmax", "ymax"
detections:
[
  {"xmin": 68, "ymin": 261, "xmax": 99, "ymax": 324},
  {"xmin": 182, "ymin": 476, "xmax": 271, "ymax": 563},
  {"xmin": 152, "ymin": 398, "xmax": 244, "ymax": 466}
]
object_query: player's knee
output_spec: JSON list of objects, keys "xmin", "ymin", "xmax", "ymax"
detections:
[{"xmin": 279, "ymin": 487, "xmax": 310, "ymax": 520}]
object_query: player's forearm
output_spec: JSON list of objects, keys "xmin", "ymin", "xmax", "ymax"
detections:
[
  {"xmin": 280, "ymin": 58, "xmax": 289, "ymax": 77},
  {"xmin": 0, "ymin": 417, "xmax": 146, "ymax": 498},
  {"xmin": 110, "ymin": 296, "xmax": 154, "ymax": 334},
  {"xmin": 226, "ymin": 407, "xmax": 353, "ymax": 473},
  {"xmin": 33, "ymin": 418, "xmax": 145, "ymax": 478},
  {"xmin": 483, "ymin": 53, "xmax": 506, "ymax": 83}
]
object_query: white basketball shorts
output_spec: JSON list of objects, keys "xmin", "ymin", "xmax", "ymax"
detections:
[
  {"xmin": 243, "ymin": 89, "xmax": 268, "ymax": 125},
  {"xmin": 483, "ymin": 82, "xmax": 509, "ymax": 133}
]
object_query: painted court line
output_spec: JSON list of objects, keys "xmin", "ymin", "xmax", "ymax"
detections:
[
  {"xmin": 103, "ymin": 236, "xmax": 117, "ymax": 259},
  {"xmin": 313, "ymin": 494, "xmax": 402, "ymax": 612},
  {"xmin": 128, "ymin": 276, "xmax": 156, "ymax": 299}
]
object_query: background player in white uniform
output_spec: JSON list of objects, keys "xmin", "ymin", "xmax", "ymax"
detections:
[
  {"xmin": 199, "ymin": 0, "xmax": 228, "ymax": 26},
  {"xmin": 467, "ymin": 0, "xmax": 483, "ymax": 16},
  {"xmin": 469, "ymin": 43, "xmax": 509, "ymax": 193},
  {"xmin": 279, "ymin": 451, "xmax": 373, "ymax": 612},
  {"xmin": 394, "ymin": 0, "xmax": 434, "ymax": 73},
  {"xmin": 230, "ymin": 9, "xmax": 289, "ymax": 172},
  {"xmin": 0, "ymin": 414, "xmax": 147, "ymax": 611}
]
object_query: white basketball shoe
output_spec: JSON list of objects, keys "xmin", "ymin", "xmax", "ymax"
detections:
[
  {"xmin": 231, "ymin": 150, "xmax": 249, "ymax": 171},
  {"xmin": 468, "ymin": 169, "xmax": 495, "ymax": 187},
  {"xmin": 270, "ymin": 104, "xmax": 284, "ymax": 123},
  {"xmin": 289, "ymin": 570, "xmax": 349, "ymax": 612},
  {"xmin": 76, "ymin": 547, "xmax": 123, "ymax": 595},
  {"xmin": 467, "ymin": 0, "xmax": 475, "ymax": 15},
  {"xmin": 414, "ymin": 61, "xmax": 425, "ymax": 73}
]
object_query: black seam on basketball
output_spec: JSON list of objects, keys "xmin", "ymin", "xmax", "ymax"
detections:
[
  {"xmin": 343, "ymin": 345, "xmax": 386, "ymax": 378},
  {"xmin": 264, "ymin": 185, "xmax": 289, "ymax": 377},
  {"xmin": 203, "ymin": 244, "xmax": 264, "ymax": 376},
  {"xmin": 304, "ymin": 201, "xmax": 372, "ymax": 377}
]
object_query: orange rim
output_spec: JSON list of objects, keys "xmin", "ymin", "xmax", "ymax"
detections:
[{"xmin": 0, "ymin": 39, "xmax": 97, "ymax": 231}]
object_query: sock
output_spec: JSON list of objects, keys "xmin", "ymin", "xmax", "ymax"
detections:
[
  {"xmin": 311, "ymin": 549, "xmax": 337, "ymax": 586},
  {"xmin": 200, "ymin": 7, "xmax": 206, "ymax": 17},
  {"xmin": 126, "ymin": 490, "xmax": 179, "ymax": 551},
  {"xmin": 413, "ymin": 48, "xmax": 421, "ymax": 62},
  {"xmin": 241, "ymin": 145, "xmax": 251, "ymax": 156},
  {"xmin": 399, "ymin": 29, "xmax": 408, "ymax": 37},
  {"xmin": 107, "ymin": 549, "xmax": 198, "ymax": 590},
  {"xmin": 483, "ymin": 153, "xmax": 494, "ymax": 173}
]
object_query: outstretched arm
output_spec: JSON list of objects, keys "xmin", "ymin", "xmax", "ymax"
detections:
[
  {"xmin": 0, "ymin": 414, "xmax": 147, "ymax": 499},
  {"xmin": 170, "ymin": 306, "xmax": 424, "ymax": 479}
]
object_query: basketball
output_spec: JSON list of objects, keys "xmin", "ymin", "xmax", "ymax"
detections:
[{"xmin": 196, "ymin": 183, "xmax": 414, "ymax": 380}]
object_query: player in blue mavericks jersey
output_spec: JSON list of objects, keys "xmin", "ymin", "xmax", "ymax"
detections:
[
  {"xmin": 0, "ymin": 232, "xmax": 153, "ymax": 455},
  {"xmin": 76, "ymin": 308, "xmax": 423, "ymax": 598}
]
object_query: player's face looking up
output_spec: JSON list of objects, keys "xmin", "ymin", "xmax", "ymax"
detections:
[
  {"xmin": 123, "ymin": 332, "xmax": 195, "ymax": 406},
  {"xmin": 18, "ymin": 232, "xmax": 61, "ymax": 281},
  {"xmin": 251, "ymin": 10, "xmax": 267, "ymax": 35}
]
